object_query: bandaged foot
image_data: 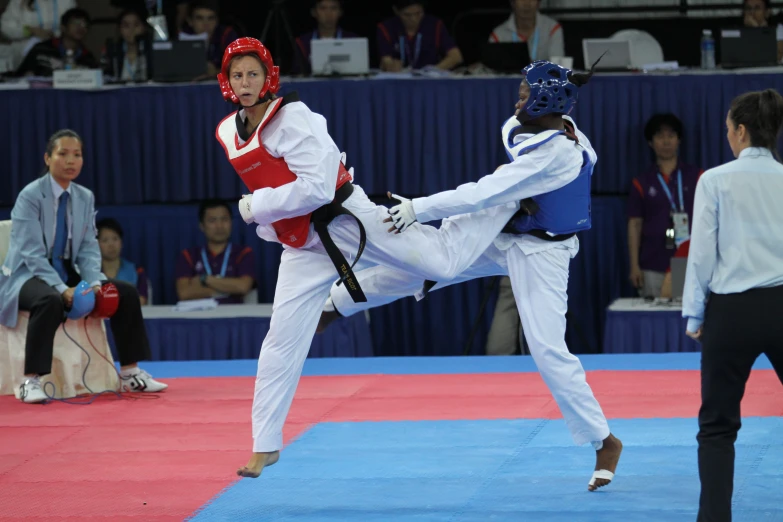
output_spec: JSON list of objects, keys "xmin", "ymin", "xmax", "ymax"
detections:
[
  {"xmin": 588, "ymin": 433, "xmax": 622, "ymax": 491},
  {"xmin": 236, "ymin": 451, "xmax": 280, "ymax": 478}
]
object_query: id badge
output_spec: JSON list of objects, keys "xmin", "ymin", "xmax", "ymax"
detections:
[{"xmin": 672, "ymin": 212, "xmax": 690, "ymax": 246}]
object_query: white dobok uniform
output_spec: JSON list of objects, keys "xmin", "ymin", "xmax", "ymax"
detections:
[
  {"xmin": 327, "ymin": 116, "xmax": 611, "ymax": 447},
  {"xmin": 233, "ymin": 100, "xmax": 516, "ymax": 452}
]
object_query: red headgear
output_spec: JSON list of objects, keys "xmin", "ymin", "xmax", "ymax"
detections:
[
  {"xmin": 90, "ymin": 283, "xmax": 120, "ymax": 319},
  {"xmin": 217, "ymin": 37, "xmax": 280, "ymax": 104}
]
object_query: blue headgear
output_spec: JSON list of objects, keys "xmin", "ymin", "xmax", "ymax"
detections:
[
  {"xmin": 67, "ymin": 281, "xmax": 96, "ymax": 320},
  {"xmin": 518, "ymin": 60, "xmax": 580, "ymax": 122}
]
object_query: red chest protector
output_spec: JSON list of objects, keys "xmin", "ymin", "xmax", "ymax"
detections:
[{"xmin": 215, "ymin": 93, "xmax": 352, "ymax": 248}]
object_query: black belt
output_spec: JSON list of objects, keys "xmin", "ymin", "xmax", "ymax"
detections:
[{"xmin": 311, "ymin": 183, "xmax": 367, "ymax": 303}]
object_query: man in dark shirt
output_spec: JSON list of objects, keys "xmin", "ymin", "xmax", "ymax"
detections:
[
  {"xmin": 16, "ymin": 8, "xmax": 98, "ymax": 77},
  {"xmin": 180, "ymin": 0, "xmax": 239, "ymax": 77},
  {"xmin": 627, "ymin": 113, "xmax": 703, "ymax": 297},
  {"xmin": 292, "ymin": 0, "xmax": 357, "ymax": 76},
  {"xmin": 376, "ymin": 0, "xmax": 462, "ymax": 71},
  {"xmin": 175, "ymin": 200, "xmax": 256, "ymax": 305}
]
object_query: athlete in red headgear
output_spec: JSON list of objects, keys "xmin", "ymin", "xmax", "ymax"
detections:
[{"xmin": 214, "ymin": 38, "xmax": 516, "ymax": 478}]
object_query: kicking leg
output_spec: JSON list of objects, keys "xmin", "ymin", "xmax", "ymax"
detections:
[
  {"xmin": 319, "ymin": 242, "xmax": 508, "ymax": 333},
  {"xmin": 506, "ymin": 244, "xmax": 621, "ymax": 491},
  {"xmin": 335, "ymin": 187, "xmax": 518, "ymax": 283},
  {"xmin": 238, "ymin": 247, "xmax": 340, "ymax": 478}
]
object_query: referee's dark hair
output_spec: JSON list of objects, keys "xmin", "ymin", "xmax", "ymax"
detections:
[
  {"xmin": 729, "ymin": 89, "xmax": 783, "ymax": 156},
  {"xmin": 40, "ymin": 129, "xmax": 83, "ymax": 177},
  {"xmin": 644, "ymin": 113, "xmax": 684, "ymax": 142}
]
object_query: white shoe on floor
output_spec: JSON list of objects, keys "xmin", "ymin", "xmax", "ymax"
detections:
[
  {"xmin": 18, "ymin": 377, "xmax": 47, "ymax": 404},
  {"xmin": 120, "ymin": 368, "xmax": 168, "ymax": 393}
]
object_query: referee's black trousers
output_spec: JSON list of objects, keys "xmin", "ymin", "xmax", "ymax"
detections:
[
  {"xmin": 17, "ymin": 265, "xmax": 151, "ymax": 376},
  {"xmin": 697, "ymin": 285, "xmax": 783, "ymax": 522}
]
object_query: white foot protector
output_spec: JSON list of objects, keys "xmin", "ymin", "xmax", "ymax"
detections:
[{"xmin": 588, "ymin": 469, "xmax": 615, "ymax": 489}]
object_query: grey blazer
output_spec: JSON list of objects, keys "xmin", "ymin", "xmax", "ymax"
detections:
[{"xmin": 0, "ymin": 175, "xmax": 104, "ymax": 328}]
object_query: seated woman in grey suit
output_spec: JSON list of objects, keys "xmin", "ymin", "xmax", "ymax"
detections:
[{"xmin": 0, "ymin": 129, "xmax": 167, "ymax": 404}]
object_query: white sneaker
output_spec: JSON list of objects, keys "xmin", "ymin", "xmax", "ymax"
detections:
[
  {"xmin": 120, "ymin": 369, "xmax": 168, "ymax": 393},
  {"xmin": 18, "ymin": 377, "xmax": 47, "ymax": 404}
]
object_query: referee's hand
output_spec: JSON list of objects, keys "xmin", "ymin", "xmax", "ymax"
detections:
[{"xmin": 686, "ymin": 327, "xmax": 702, "ymax": 342}]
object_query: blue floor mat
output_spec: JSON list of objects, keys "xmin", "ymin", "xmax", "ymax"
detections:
[{"xmin": 188, "ymin": 417, "xmax": 783, "ymax": 522}]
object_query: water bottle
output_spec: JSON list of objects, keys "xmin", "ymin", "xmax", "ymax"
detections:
[
  {"xmin": 700, "ymin": 30, "xmax": 716, "ymax": 69},
  {"xmin": 64, "ymin": 49, "xmax": 75, "ymax": 70}
]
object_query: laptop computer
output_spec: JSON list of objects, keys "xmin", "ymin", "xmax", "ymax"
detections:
[
  {"xmin": 149, "ymin": 40, "xmax": 207, "ymax": 82},
  {"xmin": 720, "ymin": 27, "xmax": 777, "ymax": 68},
  {"xmin": 670, "ymin": 257, "xmax": 688, "ymax": 300},
  {"xmin": 310, "ymin": 38, "xmax": 370, "ymax": 76},
  {"xmin": 481, "ymin": 42, "xmax": 531, "ymax": 73},
  {"xmin": 582, "ymin": 39, "xmax": 633, "ymax": 71}
]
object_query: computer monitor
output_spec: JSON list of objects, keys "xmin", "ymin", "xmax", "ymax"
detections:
[
  {"xmin": 720, "ymin": 27, "xmax": 777, "ymax": 68},
  {"xmin": 310, "ymin": 38, "xmax": 370, "ymax": 76},
  {"xmin": 481, "ymin": 42, "xmax": 531, "ymax": 73},
  {"xmin": 582, "ymin": 39, "xmax": 633, "ymax": 71},
  {"xmin": 150, "ymin": 40, "xmax": 207, "ymax": 83}
]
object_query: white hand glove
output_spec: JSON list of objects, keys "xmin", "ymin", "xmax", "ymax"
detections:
[
  {"xmin": 387, "ymin": 192, "xmax": 417, "ymax": 233},
  {"xmin": 238, "ymin": 194, "xmax": 254, "ymax": 224}
]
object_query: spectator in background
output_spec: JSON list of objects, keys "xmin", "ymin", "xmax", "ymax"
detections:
[
  {"xmin": 175, "ymin": 200, "xmax": 256, "ymax": 305},
  {"xmin": 180, "ymin": 0, "xmax": 239, "ymax": 78},
  {"xmin": 292, "ymin": 0, "xmax": 357, "ymax": 76},
  {"xmin": 0, "ymin": 0, "xmax": 76, "ymax": 70},
  {"xmin": 14, "ymin": 8, "xmax": 98, "ymax": 77},
  {"xmin": 627, "ymin": 114, "xmax": 703, "ymax": 298},
  {"xmin": 489, "ymin": 0, "xmax": 564, "ymax": 62},
  {"xmin": 102, "ymin": 8, "xmax": 152, "ymax": 82},
  {"xmin": 97, "ymin": 218, "xmax": 150, "ymax": 305},
  {"xmin": 743, "ymin": 0, "xmax": 783, "ymax": 63},
  {"xmin": 377, "ymin": 0, "xmax": 463, "ymax": 71}
]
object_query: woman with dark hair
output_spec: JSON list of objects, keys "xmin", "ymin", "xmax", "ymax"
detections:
[
  {"xmin": 683, "ymin": 89, "xmax": 783, "ymax": 521},
  {"xmin": 0, "ymin": 129, "xmax": 166, "ymax": 404},
  {"xmin": 97, "ymin": 218, "xmax": 150, "ymax": 305},
  {"xmin": 627, "ymin": 113, "xmax": 703, "ymax": 298},
  {"xmin": 320, "ymin": 60, "xmax": 623, "ymax": 492},
  {"xmin": 102, "ymin": 8, "xmax": 151, "ymax": 82}
]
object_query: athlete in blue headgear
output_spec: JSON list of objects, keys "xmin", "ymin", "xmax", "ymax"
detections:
[{"xmin": 319, "ymin": 59, "xmax": 622, "ymax": 491}]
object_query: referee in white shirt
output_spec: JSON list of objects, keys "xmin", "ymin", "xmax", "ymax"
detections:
[{"xmin": 683, "ymin": 89, "xmax": 783, "ymax": 522}]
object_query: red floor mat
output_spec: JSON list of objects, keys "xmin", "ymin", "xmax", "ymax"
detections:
[{"xmin": 0, "ymin": 369, "xmax": 779, "ymax": 520}]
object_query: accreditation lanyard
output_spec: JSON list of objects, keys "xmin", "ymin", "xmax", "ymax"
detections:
[
  {"xmin": 201, "ymin": 244, "xmax": 231, "ymax": 277},
  {"xmin": 34, "ymin": 0, "xmax": 57, "ymax": 29},
  {"xmin": 512, "ymin": 26, "xmax": 539, "ymax": 60},
  {"xmin": 657, "ymin": 170, "xmax": 684, "ymax": 213},
  {"xmin": 399, "ymin": 33, "xmax": 422, "ymax": 69}
]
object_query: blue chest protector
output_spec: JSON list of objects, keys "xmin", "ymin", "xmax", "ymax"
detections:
[{"xmin": 500, "ymin": 116, "xmax": 593, "ymax": 239}]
